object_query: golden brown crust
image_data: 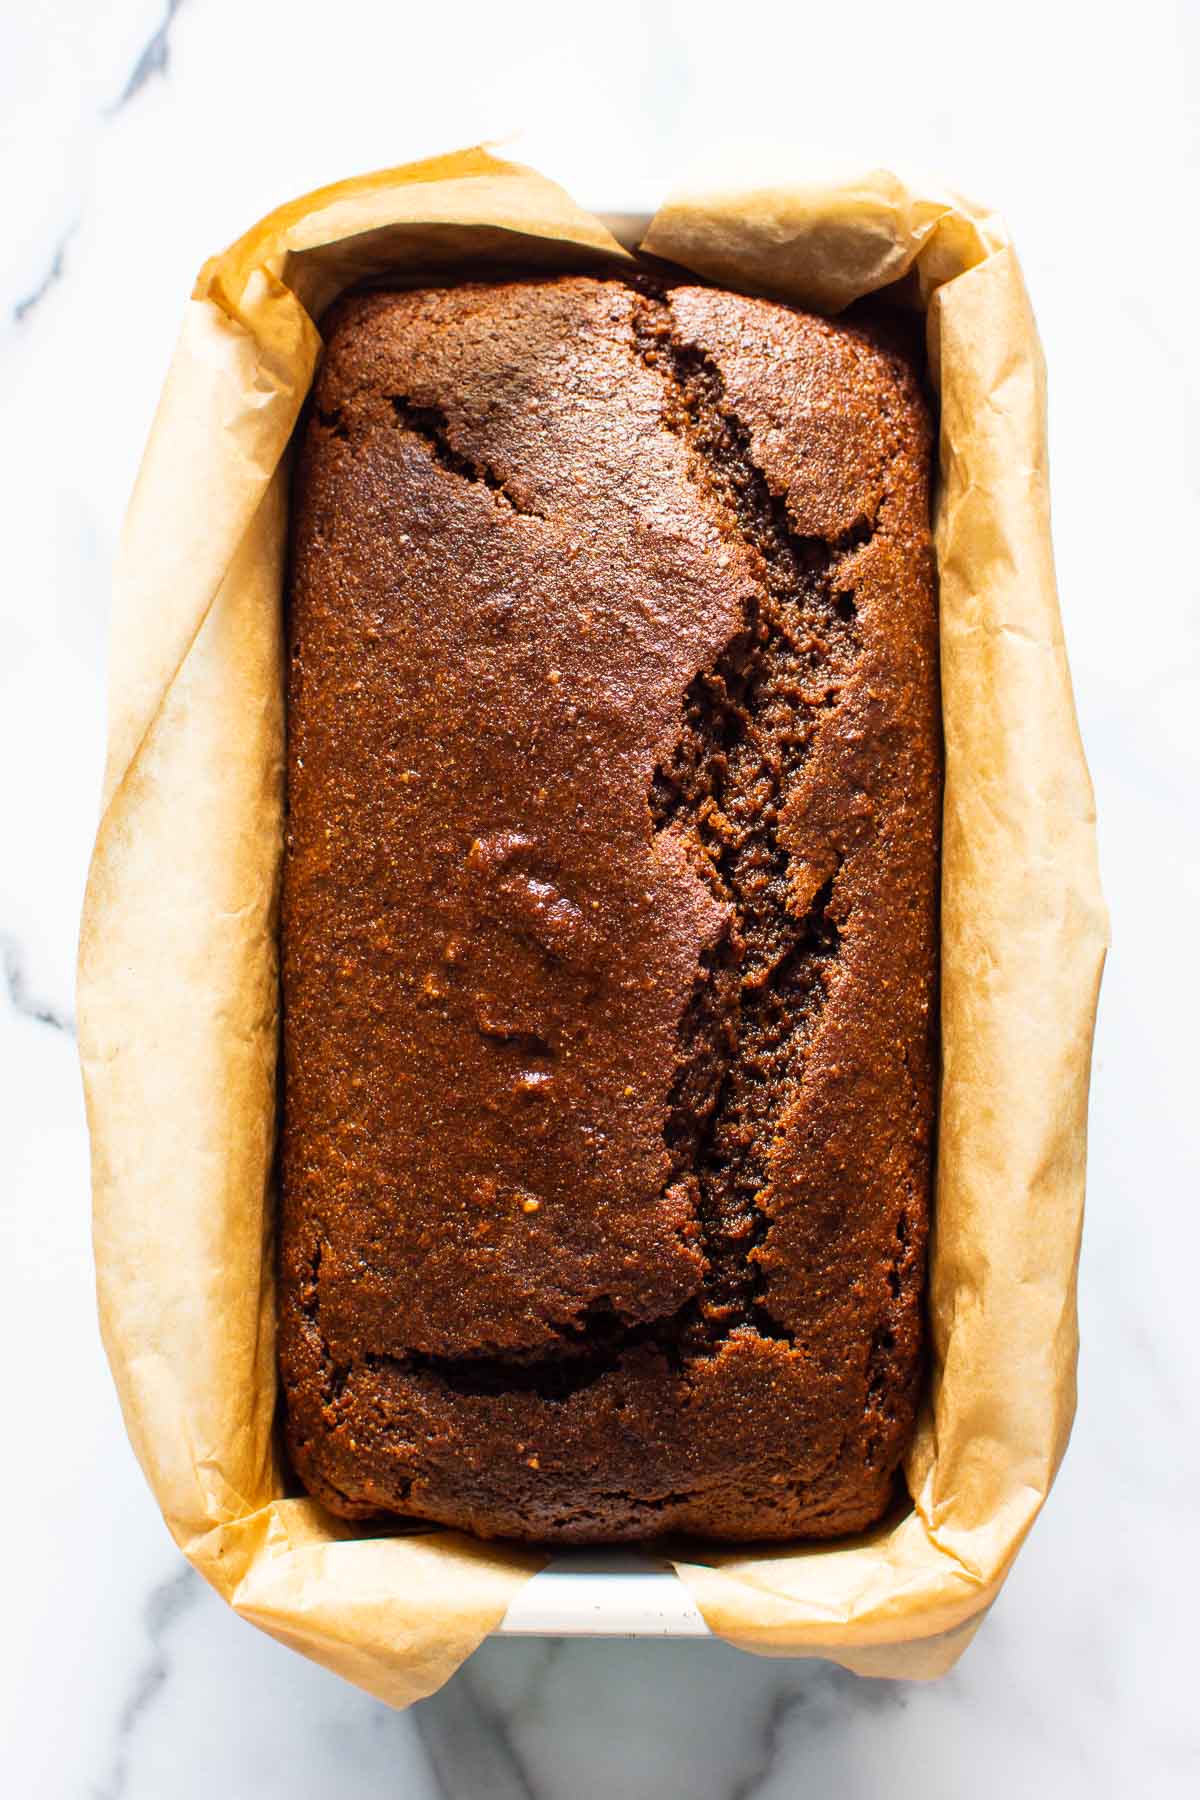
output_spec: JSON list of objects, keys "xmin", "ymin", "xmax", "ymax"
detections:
[{"xmin": 279, "ymin": 274, "xmax": 939, "ymax": 1542}]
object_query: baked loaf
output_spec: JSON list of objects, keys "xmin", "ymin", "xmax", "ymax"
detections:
[{"xmin": 279, "ymin": 273, "xmax": 939, "ymax": 1543}]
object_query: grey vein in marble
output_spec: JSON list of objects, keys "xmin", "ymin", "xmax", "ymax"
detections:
[
  {"xmin": 111, "ymin": 0, "xmax": 187, "ymax": 113},
  {"xmin": 415, "ymin": 1656, "xmax": 549, "ymax": 1800},
  {"xmin": 12, "ymin": 1, "xmax": 188, "ymax": 324},
  {"xmin": 732, "ymin": 1666, "xmax": 908, "ymax": 1797},
  {"xmin": 727, "ymin": 1684, "xmax": 799, "ymax": 1800},
  {"xmin": 13, "ymin": 234, "xmax": 74, "ymax": 324},
  {"xmin": 2, "ymin": 935, "xmax": 76, "ymax": 1034},
  {"xmin": 93, "ymin": 1567, "xmax": 202, "ymax": 1800}
]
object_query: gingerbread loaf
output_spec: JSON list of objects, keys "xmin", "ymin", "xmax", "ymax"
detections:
[{"xmin": 278, "ymin": 273, "xmax": 940, "ymax": 1542}]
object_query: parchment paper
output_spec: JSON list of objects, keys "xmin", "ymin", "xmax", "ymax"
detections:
[{"xmin": 78, "ymin": 148, "xmax": 1107, "ymax": 1702}]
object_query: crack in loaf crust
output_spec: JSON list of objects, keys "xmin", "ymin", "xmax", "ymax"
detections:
[{"xmin": 279, "ymin": 273, "xmax": 940, "ymax": 1542}]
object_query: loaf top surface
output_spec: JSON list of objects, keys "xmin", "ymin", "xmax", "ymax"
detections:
[{"xmin": 279, "ymin": 274, "xmax": 939, "ymax": 1543}]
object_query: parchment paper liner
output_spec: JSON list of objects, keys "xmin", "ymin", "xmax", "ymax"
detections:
[{"xmin": 79, "ymin": 147, "xmax": 1106, "ymax": 1703}]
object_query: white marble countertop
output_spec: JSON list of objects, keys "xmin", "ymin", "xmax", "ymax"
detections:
[{"xmin": 2, "ymin": 1, "xmax": 1198, "ymax": 1793}]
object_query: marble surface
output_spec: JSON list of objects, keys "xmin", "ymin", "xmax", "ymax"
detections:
[{"xmin": 2, "ymin": 0, "xmax": 1198, "ymax": 1792}]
